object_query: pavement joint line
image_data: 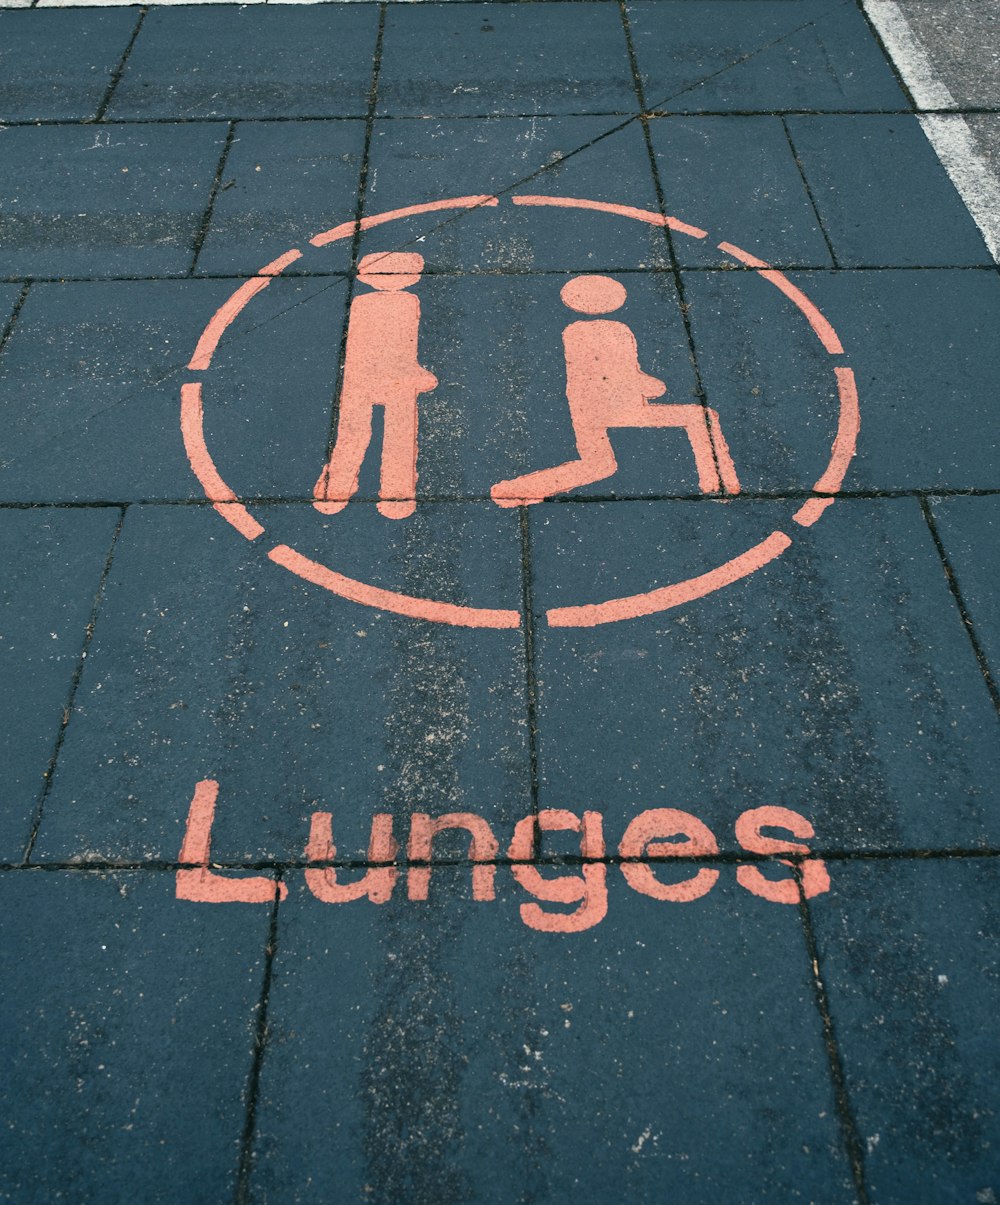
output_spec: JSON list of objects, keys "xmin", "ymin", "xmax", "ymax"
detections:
[
  {"xmin": 4, "ymin": 265, "xmax": 1000, "ymax": 286},
  {"xmin": 319, "ymin": 0, "xmax": 385, "ymax": 473},
  {"xmin": 781, "ymin": 115, "xmax": 841, "ymax": 269},
  {"xmin": 518, "ymin": 508, "xmax": 542, "ymax": 830},
  {"xmin": 797, "ymin": 876, "xmax": 870, "ymax": 1204},
  {"xmin": 644, "ymin": 107, "xmax": 1000, "ymax": 118},
  {"xmin": 91, "ymin": 5, "xmax": 146, "ymax": 124},
  {"xmin": 5, "ymin": 850, "xmax": 1000, "ymax": 875},
  {"xmin": 20, "ymin": 507, "xmax": 127, "ymax": 865},
  {"xmin": 234, "ymin": 874, "xmax": 283, "ymax": 1205},
  {"xmin": 920, "ymin": 497, "xmax": 1000, "ymax": 720},
  {"xmin": 0, "ymin": 282, "xmax": 30, "ymax": 361},
  {"xmin": 5, "ymin": 490, "xmax": 1000, "ymax": 510},
  {"xmin": 7, "ymin": 110, "xmax": 1000, "ymax": 126},
  {"xmin": 619, "ymin": 0, "xmax": 729, "ymax": 493},
  {"xmin": 189, "ymin": 120, "xmax": 238, "ymax": 276}
]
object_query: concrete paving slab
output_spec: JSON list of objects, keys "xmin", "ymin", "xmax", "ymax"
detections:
[
  {"xmin": 0, "ymin": 123, "xmax": 228, "ymax": 279},
  {"xmin": 647, "ymin": 115, "xmax": 835, "ymax": 268},
  {"xmin": 929, "ymin": 495, "xmax": 1000, "ymax": 680},
  {"xmin": 686, "ymin": 267, "xmax": 1000, "ymax": 492},
  {"xmin": 786, "ymin": 115, "xmax": 993, "ymax": 266},
  {"xmin": 29, "ymin": 503, "xmax": 529, "ymax": 865},
  {"xmin": 627, "ymin": 0, "xmax": 906, "ymax": 113},
  {"xmin": 0, "ymin": 508, "xmax": 121, "ymax": 862},
  {"xmin": 193, "ymin": 120, "xmax": 366, "ymax": 276},
  {"xmin": 0, "ymin": 869, "xmax": 270, "ymax": 1203},
  {"xmin": 376, "ymin": 1, "xmax": 637, "ymax": 117},
  {"xmin": 810, "ymin": 857, "xmax": 1000, "ymax": 1202},
  {"xmin": 107, "ymin": 6, "xmax": 379, "ymax": 120},
  {"xmin": 250, "ymin": 867, "xmax": 855, "ymax": 1204},
  {"xmin": 529, "ymin": 498, "xmax": 1000, "ymax": 853},
  {"xmin": 194, "ymin": 276, "xmax": 351, "ymax": 500},
  {"xmin": 361, "ymin": 118, "xmax": 670, "ymax": 272},
  {"xmin": 0, "ymin": 9, "xmax": 139, "ymax": 122},
  {"xmin": 0, "ymin": 277, "xmax": 345, "ymax": 503}
]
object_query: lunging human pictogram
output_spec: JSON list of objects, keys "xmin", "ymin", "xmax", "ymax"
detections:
[
  {"xmin": 313, "ymin": 251, "xmax": 438, "ymax": 520},
  {"xmin": 492, "ymin": 274, "xmax": 740, "ymax": 506}
]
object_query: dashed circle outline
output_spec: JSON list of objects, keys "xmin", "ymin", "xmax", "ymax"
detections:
[{"xmin": 181, "ymin": 194, "xmax": 858, "ymax": 629}]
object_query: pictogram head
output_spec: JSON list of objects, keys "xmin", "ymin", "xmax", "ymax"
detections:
[
  {"xmin": 357, "ymin": 251, "xmax": 426, "ymax": 291},
  {"xmin": 560, "ymin": 274, "xmax": 628, "ymax": 315}
]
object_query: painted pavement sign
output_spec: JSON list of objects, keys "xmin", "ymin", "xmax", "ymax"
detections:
[{"xmin": 1, "ymin": 3, "xmax": 999, "ymax": 1203}]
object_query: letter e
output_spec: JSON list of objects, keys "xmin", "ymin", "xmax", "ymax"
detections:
[{"xmin": 619, "ymin": 808, "xmax": 720, "ymax": 901}]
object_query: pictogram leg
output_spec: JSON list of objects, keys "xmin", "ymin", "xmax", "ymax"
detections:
[
  {"xmin": 491, "ymin": 429, "xmax": 618, "ymax": 507},
  {"xmin": 313, "ymin": 399, "xmax": 375, "ymax": 515},
  {"xmin": 378, "ymin": 396, "xmax": 419, "ymax": 519}
]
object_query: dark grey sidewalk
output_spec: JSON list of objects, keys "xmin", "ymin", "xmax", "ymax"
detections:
[{"xmin": 0, "ymin": 3, "xmax": 998, "ymax": 1203}]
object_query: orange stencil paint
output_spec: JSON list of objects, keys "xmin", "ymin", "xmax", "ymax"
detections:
[
  {"xmin": 734, "ymin": 806, "xmax": 831, "ymax": 904},
  {"xmin": 183, "ymin": 193, "xmax": 858, "ymax": 628},
  {"xmin": 313, "ymin": 253, "xmax": 438, "ymax": 521},
  {"xmin": 174, "ymin": 788, "xmax": 831, "ymax": 922},
  {"xmin": 508, "ymin": 809, "xmax": 608, "ymax": 933},
  {"xmin": 491, "ymin": 275, "xmax": 740, "ymax": 507},
  {"xmin": 176, "ymin": 780, "xmax": 287, "ymax": 904},
  {"xmin": 304, "ymin": 811, "xmax": 398, "ymax": 905},
  {"xmin": 619, "ymin": 808, "xmax": 721, "ymax": 902}
]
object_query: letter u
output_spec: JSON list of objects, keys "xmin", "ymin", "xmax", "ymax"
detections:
[{"xmin": 305, "ymin": 811, "xmax": 398, "ymax": 904}]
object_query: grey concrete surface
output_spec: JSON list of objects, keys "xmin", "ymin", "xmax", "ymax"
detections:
[
  {"xmin": 894, "ymin": 0, "xmax": 1000, "ymax": 184},
  {"xmin": 968, "ymin": 113, "xmax": 1000, "ymax": 163},
  {"xmin": 894, "ymin": 0, "xmax": 1000, "ymax": 107}
]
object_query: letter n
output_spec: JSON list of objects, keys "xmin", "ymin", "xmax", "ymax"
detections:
[{"xmin": 407, "ymin": 813, "xmax": 499, "ymax": 901}]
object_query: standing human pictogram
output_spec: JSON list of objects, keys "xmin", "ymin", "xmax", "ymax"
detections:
[
  {"xmin": 491, "ymin": 274, "xmax": 741, "ymax": 507},
  {"xmin": 313, "ymin": 251, "xmax": 438, "ymax": 520}
]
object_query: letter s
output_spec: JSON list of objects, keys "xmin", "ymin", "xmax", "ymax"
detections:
[{"xmin": 735, "ymin": 807, "xmax": 830, "ymax": 904}]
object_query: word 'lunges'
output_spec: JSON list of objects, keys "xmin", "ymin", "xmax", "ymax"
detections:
[{"xmin": 176, "ymin": 782, "xmax": 830, "ymax": 933}]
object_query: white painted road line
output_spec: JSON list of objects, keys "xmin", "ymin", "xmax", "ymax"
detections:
[
  {"xmin": 863, "ymin": 0, "xmax": 1000, "ymax": 264},
  {"xmin": 918, "ymin": 114, "xmax": 1000, "ymax": 263},
  {"xmin": 862, "ymin": 0, "xmax": 959, "ymax": 109}
]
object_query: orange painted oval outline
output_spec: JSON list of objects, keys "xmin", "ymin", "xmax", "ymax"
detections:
[{"xmin": 182, "ymin": 194, "xmax": 858, "ymax": 628}]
